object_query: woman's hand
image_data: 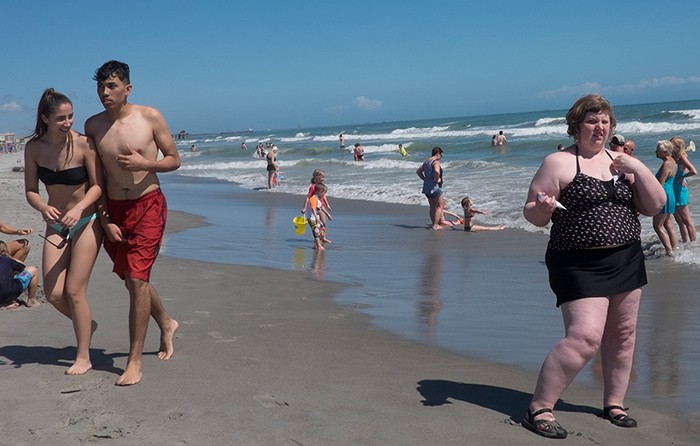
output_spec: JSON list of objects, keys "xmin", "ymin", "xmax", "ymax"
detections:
[
  {"xmin": 41, "ymin": 205, "xmax": 62, "ymax": 223},
  {"xmin": 535, "ymin": 192, "xmax": 559, "ymax": 214},
  {"xmin": 60, "ymin": 206, "xmax": 84, "ymax": 229}
]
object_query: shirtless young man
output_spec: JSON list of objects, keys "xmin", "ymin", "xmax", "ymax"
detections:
[{"xmin": 85, "ymin": 60, "xmax": 180, "ymax": 386}]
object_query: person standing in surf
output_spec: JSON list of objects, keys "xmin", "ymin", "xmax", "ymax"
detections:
[{"xmin": 416, "ymin": 147, "xmax": 445, "ymax": 230}]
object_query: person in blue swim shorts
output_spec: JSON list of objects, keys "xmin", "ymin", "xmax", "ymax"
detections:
[
  {"xmin": 0, "ymin": 241, "xmax": 39, "ymax": 309},
  {"xmin": 416, "ymin": 146, "xmax": 445, "ymax": 229}
]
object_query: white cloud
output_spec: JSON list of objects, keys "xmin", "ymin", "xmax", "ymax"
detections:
[
  {"xmin": 618, "ymin": 76, "xmax": 700, "ymax": 91},
  {"xmin": 0, "ymin": 101, "xmax": 21, "ymax": 112},
  {"xmin": 353, "ymin": 96, "xmax": 382, "ymax": 110},
  {"xmin": 537, "ymin": 83, "xmax": 602, "ymax": 100},
  {"xmin": 537, "ymin": 76, "xmax": 700, "ymax": 101}
]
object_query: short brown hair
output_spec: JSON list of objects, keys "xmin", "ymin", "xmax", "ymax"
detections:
[{"xmin": 565, "ymin": 94, "xmax": 616, "ymax": 141}]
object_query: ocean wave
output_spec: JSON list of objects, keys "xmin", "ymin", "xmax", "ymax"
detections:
[
  {"xmin": 279, "ymin": 135, "xmax": 313, "ymax": 143},
  {"xmin": 390, "ymin": 125, "xmax": 451, "ymax": 135},
  {"xmin": 535, "ymin": 117, "xmax": 566, "ymax": 126},
  {"xmin": 668, "ymin": 108, "xmax": 700, "ymax": 120},
  {"xmin": 616, "ymin": 120, "xmax": 700, "ymax": 135}
]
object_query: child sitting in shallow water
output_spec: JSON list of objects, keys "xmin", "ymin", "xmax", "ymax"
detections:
[{"xmin": 457, "ymin": 196, "xmax": 505, "ymax": 232}]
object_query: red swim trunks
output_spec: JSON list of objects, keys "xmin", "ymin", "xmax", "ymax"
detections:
[{"xmin": 104, "ymin": 188, "xmax": 167, "ymax": 282}]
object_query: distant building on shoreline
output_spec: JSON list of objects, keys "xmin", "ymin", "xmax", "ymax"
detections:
[
  {"xmin": 0, "ymin": 132, "xmax": 16, "ymax": 144},
  {"xmin": 0, "ymin": 132, "xmax": 23, "ymax": 153}
]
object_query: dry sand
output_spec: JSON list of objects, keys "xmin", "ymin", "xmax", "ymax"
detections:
[{"xmin": 1, "ymin": 151, "xmax": 698, "ymax": 445}]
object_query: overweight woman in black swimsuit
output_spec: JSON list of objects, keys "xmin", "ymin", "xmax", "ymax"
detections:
[
  {"xmin": 24, "ymin": 88, "xmax": 104, "ymax": 376},
  {"xmin": 521, "ymin": 94, "xmax": 666, "ymax": 439}
]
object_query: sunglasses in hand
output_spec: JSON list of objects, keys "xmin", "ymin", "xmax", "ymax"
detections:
[{"xmin": 39, "ymin": 225, "xmax": 71, "ymax": 249}]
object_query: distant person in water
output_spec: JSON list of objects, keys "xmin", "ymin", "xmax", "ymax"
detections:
[
  {"xmin": 623, "ymin": 140, "xmax": 636, "ymax": 157},
  {"xmin": 398, "ymin": 143, "xmax": 408, "ymax": 157},
  {"xmin": 266, "ymin": 146, "xmax": 279, "ymax": 188},
  {"xmin": 557, "ymin": 144, "xmax": 566, "ymax": 151},
  {"xmin": 256, "ymin": 143, "xmax": 265, "ymax": 158},
  {"xmin": 496, "ymin": 131, "xmax": 507, "ymax": 145},
  {"xmin": 190, "ymin": 144, "xmax": 196, "ymax": 152},
  {"xmin": 339, "ymin": 134, "xmax": 345, "ymax": 149},
  {"xmin": 241, "ymin": 142, "xmax": 248, "ymax": 151},
  {"xmin": 490, "ymin": 135, "xmax": 497, "ymax": 146},
  {"xmin": 353, "ymin": 143, "xmax": 364, "ymax": 161}
]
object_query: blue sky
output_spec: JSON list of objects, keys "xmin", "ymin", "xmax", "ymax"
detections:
[{"xmin": 2, "ymin": 0, "xmax": 700, "ymax": 136}]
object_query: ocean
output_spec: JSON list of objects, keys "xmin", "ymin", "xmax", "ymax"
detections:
[
  {"xmin": 174, "ymin": 99, "xmax": 700, "ymax": 264},
  {"xmin": 161, "ymin": 98, "xmax": 700, "ymax": 416}
]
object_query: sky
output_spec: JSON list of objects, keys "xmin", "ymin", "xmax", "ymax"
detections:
[{"xmin": 2, "ymin": 0, "xmax": 700, "ymax": 136}]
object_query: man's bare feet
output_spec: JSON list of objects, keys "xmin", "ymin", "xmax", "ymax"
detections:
[
  {"xmin": 26, "ymin": 298, "xmax": 40, "ymax": 308},
  {"xmin": 66, "ymin": 359, "xmax": 92, "ymax": 375},
  {"xmin": 116, "ymin": 364, "xmax": 143, "ymax": 386},
  {"xmin": 157, "ymin": 319, "xmax": 179, "ymax": 360},
  {"xmin": 321, "ymin": 238, "xmax": 332, "ymax": 244}
]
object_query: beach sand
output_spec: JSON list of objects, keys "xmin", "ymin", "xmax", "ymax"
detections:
[{"xmin": 1, "ymin": 150, "xmax": 698, "ymax": 445}]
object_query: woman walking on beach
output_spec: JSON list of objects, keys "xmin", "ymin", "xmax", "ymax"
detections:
[
  {"xmin": 24, "ymin": 88, "xmax": 104, "ymax": 375},
  {"xmin": 652, "ymin": 140, "xmax": 679, "ymax": 256},
  {"xmin": 670, "ymin": 136, "xmax": 697, "ymax": 243},
  {"xmin": 522, "ymin": 94, "xmax": 665, "ymax": 439},
  {"xmin": 416, "ymin": 147, "xmax": 445, "ymax": 230}
]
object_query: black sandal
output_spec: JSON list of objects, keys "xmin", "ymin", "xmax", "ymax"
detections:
[
  {"xmin": 601, "ymin": 405, "xmax": 637, "ymax": 428},
  {"xmin": 522, "ymin": 407, "xmax": 568, "ymax": 439}
]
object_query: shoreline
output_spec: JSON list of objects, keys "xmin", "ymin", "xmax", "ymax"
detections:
[
  {"xmin": 158, "ymin": 171, "xmax": 700, "ymax": 416},
  {"xmin": 1, "ymin": 151, "xmax": 699, "ymax": 444}
]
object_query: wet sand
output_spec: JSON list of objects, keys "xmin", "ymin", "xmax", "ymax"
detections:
[{"xmin": 1, "ymin": 151, "xmax": 698, "ymax": 445}]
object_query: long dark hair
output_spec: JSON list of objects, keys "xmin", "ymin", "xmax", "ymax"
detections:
[{"xmin": 30, "ymin": 88, "xmax": 74, "ymax": 165}]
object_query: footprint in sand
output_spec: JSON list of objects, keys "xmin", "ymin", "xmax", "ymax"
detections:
[
  {"xmin": 254, "ymin": 393, "xmax": 290, "ymax": 408},
  {"xmin": 207, "ymin": 331, "xmax": 241, "ymax": 343},
  {"xmin": 259, "ymin": 322, "xmax": 287, "ymax": 328},
  {"xmin": 182, "ymin": 310, "xmax": 212, "ymax": 325}
]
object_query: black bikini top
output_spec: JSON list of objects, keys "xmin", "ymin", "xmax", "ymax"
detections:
[{"xmin": 37, "ymin": 166, "xmax": 89, "ymax": 186}]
